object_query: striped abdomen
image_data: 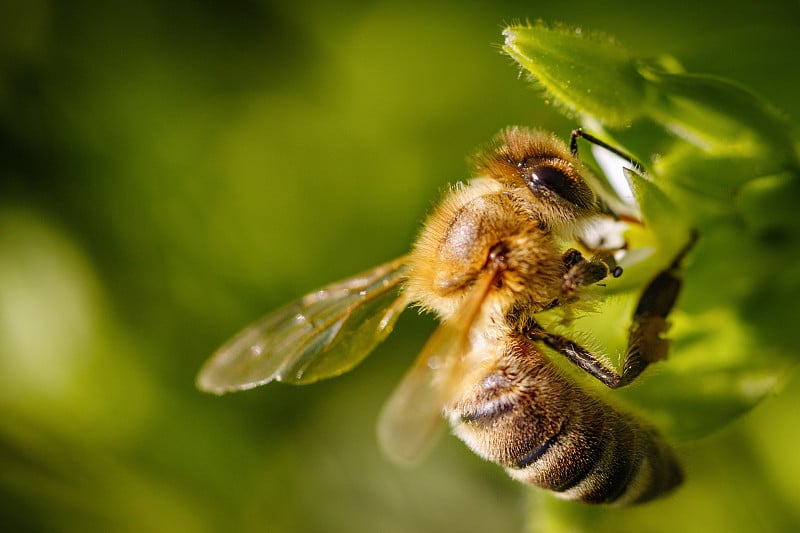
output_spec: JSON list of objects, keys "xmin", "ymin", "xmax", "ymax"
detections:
[{"xmin": 447, "ymin": 335, "xmax": 682, "ymax": 505}]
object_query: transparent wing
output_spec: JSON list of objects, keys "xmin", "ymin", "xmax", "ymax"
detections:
[
  {"xmin": 197, "ymin": 257, "xmax": 409, "ymax": 394},
  {"xmin": 377, "ymin": 265, "xmax": 500, "ymax": 465}
]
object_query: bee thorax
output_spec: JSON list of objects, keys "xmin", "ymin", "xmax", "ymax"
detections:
[{"xmin": 405, "ymin": 181, "xmax": 565, "ymax": 320}]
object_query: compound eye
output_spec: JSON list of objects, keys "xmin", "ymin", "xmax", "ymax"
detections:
[
  {"xmin": 525, "ymin": 164, "xmax": 594, "ymax": 208},
  {"xmin": 530, "ymin": 166, "xmax": 572, "ymax": 200}
]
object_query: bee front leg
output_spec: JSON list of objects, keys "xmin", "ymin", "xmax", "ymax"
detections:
[
  {"xmin": 527, "ymin": 231, "xmax": 698, "ymax": 389},
  {"xmin": 560, "ymin": 249, "xmax": 623, "ymax": 301}
]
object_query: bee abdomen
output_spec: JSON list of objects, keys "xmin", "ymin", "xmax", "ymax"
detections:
[
  {"xmin": 543, "ymin": 409, "xmax": 683, "ymax": 505},
  {"xmin": 451, "ymin": 337, "xmax": 682, "ymax": 505}
]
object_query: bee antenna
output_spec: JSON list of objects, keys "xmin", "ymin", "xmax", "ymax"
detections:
[{"xmin": 569, "ymin": 128, "xmax": 645, "ymax": 173}]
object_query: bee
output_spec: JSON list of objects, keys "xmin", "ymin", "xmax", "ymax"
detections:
[{"xmin": 197, "ymin": 126, "xmax": 695, "ymax": 505}]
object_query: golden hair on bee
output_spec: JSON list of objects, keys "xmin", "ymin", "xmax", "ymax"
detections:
[
  {"xmin": 403, "ymin": 176, "xmax": 565, "ymax": 323},
  {"xmin": 404, "ymin": 127, "xmax": 609, "ymax": 325}
]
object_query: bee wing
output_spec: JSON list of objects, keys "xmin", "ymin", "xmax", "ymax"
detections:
[
  {"xmin": 197, "ymin": 257, "xmax": 409, "ymax": 394},
  {"xmin": 377, "ymin": 265, "xmax": 500, "ymax": 465}
]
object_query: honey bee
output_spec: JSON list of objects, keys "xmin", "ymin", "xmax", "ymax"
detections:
[{"xmin": 197, "ymin": 126, "xmax": 695, "ymax": 505}]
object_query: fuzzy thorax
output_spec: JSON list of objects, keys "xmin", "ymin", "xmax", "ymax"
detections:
[{"xmin": 403, "ymin": 178, "xmax": 567, "ymax": 322}]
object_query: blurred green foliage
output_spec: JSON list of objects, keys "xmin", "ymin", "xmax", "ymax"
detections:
[{"xmin": 2, "ymin": 1, "xmax": 800, "ymax": 532}]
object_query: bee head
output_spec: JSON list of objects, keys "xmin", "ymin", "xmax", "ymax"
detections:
[{"xmin": 475, "ymin": 126, "xmax": 605, "ymax": 231}]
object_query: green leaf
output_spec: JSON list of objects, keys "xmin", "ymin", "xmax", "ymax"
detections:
[
  {"xmin": 504, "ymin": 22, "xmax": 799, "ymax": 165},
  {"xmin": 502, "ymin": 23, "xmax": 647, "ymax": 126},
  {"xmin": 504, "ymin": 19, "xmax": 800, "ymax": 461},
  {"xmin": 638, "ymin": 66, "xmax": 798, "ymax": 162}
]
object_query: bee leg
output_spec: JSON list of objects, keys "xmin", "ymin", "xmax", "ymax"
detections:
[
  {"xmin": 528, "ymin": 231, "xmax": 698, "ymax": 389},
  {"xmin": 524, "ymin": 321, "xmax": 623, "ymax": 388},
  {"xmin": 561, "ymin": 249, "xmax": 623, "ymax": 301},
  {"xmin": 617, "ymin": 230, "xmax": 698, "ymax": 386}
]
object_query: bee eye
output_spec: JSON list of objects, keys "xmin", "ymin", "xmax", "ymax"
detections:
[{"xmin": 525, "ymin": 165, "xmax": 593, "ymax": 208}]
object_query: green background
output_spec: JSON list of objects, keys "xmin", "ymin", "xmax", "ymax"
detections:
[{"xmin": 2, "ymin": 1, "xmax": 799, "ymax": 532}]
